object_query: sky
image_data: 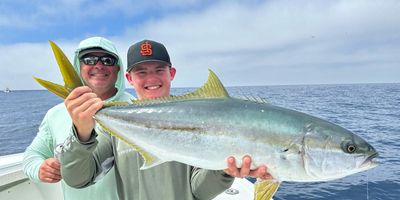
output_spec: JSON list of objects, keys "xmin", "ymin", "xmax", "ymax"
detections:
[{"xmin": 1, "ymin": 0, "xmax": 399, "ymax": 90}]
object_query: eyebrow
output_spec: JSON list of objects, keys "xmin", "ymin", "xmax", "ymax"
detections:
[{"xmin": 155, "ymin": 65, "xmax": 168, "ymax": 69}]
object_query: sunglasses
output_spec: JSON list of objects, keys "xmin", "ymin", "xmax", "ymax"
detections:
[{"xmin": 80, "ymin": 55, "xmax": 118, "ymax": 66}]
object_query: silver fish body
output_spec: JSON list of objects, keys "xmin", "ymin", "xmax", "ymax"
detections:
[{"xmin": 95, "ymin": 97, "xmax": 378, "ymax": 182}]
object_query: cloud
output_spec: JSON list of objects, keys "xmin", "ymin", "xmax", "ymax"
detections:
[
  {"xmin": 0, "ymin": 41, "xmax": 77, "ymax": 90},
  {"xmin": 1, "ymin": 0, "xmax": 399, "ymax": 90},
  {"xmin": 116, "ymin": 0, "xmax": 400, "ymax": 86}
]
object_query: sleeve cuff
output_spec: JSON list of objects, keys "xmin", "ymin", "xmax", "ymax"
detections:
[
  {"xmin": 72, "ymin": 125, "xmax": 97, "ymax": 145},
  {"xmin": 220, "ymin": 170, "xmax": 233, "ymax": 178}
]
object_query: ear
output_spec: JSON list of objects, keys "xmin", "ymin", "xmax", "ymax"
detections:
[
  {"xmin": 125, "ymin": 72, "xmax": 133, "ymax": 84},
  {"xmin": 170, "ymin": 67, "xmax": 176, "ymax": 81}
]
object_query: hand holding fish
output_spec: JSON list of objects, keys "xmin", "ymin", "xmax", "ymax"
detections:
[
  {"xmin": 224, "ymin": 156, "xmax": 272, "ymax": 180},
  {"xmin": 65, "ymin": 86, "xmax": 103, "ymax": 142},
  {"xmin": 39, "ymin": 158, "xmax": 61, "ymax": 183}
]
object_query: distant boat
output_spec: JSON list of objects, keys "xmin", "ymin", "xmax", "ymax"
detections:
[{"xmin": 4, "ymin": 87, "xmax": 11, "ymax": 93}]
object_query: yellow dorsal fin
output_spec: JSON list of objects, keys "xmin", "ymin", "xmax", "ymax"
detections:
[
  {"xmin": 34, "ymin": 41, "xmax": 83, "ymax": 99},
  {"xmin": 254, "ymin": 179, "xmax": 280, "ymax": 200},
  {"xmin": 104, "ymin": 101, "xmax": 131, "ymax": 107},
  {"xmin": 181, "ymin": 68, "xmax": 229, "ymax": 99},
  {"xmin": 131, "ymin": 69, "xmax": 229, "ymax": 105}
]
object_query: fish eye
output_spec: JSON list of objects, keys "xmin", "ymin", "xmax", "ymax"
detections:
[
  {"xmin": 341, "ymin": 141, "xmax": 357, "ymax": 154},
  {"xmin": 347, "ymin": 144, "xmax": 357, "ymax": 153}
]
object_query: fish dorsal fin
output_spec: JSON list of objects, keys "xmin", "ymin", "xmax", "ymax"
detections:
[
  {"xmin": 131, "ymin": 69, "xmax": 229, "ymax": 105},
  {"xmin": 182, "ymin": 68, "xmax": 229, "ymax": 99},
  {"xmin": 103, "ymin": 101, "xmax": 130, "ymax": 107},
  {"xmin": 254, "ymin": 179, "xmax": 280, "ymax": 200}
]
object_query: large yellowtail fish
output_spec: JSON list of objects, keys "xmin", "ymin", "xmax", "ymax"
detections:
[{"xmin": 35, "ymin": 41, "xmax": 378, "ymax": 200}]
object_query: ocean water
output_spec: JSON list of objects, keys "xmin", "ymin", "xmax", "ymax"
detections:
[{"xmin": 0, "ymin": 83, "xmax": 399, "ymax": 199}]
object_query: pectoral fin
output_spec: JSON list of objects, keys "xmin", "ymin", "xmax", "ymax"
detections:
[
  {"xmin": 97, "ymin": 122, "xmax": 166, "ymax": 170},
  {"xmin": 138, "ymin": 151, "xmax": 167, "ymax": 170},
  {"xmin": 254, "ymin": 179, "xmax": 280, "ymax": 200}
]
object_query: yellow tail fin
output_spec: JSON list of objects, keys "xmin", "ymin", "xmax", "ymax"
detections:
[
  {"xmin": 254, "ymin": 179, "xmax": 280, "ymax": 200},
  {"xmin": 33, "ymin": 41, "xmax": 83, "ymax": 99}
]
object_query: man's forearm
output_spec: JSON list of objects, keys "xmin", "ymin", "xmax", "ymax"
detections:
[
  {"xmin": 60, "ymin": 128, "xmax": 99, "ymax": 188},
  {"xmin": 191, "ymin": 168, "xmax": 234, "ymax": 199}
]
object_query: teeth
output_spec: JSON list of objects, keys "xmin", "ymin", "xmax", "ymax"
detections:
[
  {"xmin": 90, "ymin": 73, "xmax": 108, "ymax": 77},
  {"xmin": 146, "ymin": 85, "xmax": 160, "ymax": 90}
]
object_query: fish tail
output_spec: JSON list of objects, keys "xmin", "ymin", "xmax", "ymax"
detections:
[
  {"xmin": 33, "ymin": 41, "xmax": 83, "ymax": 99},
  {"xmin": 254, "ymin": 179, "xmax": 280, "ymax": 200}
]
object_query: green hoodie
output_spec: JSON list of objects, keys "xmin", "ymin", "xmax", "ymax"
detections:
[{"xmin": 23, "ymin": 37, "xmax": 132, "ymax": 200}]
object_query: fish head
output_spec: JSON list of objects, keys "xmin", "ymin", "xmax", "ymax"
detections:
[{"xmin": 301, "ymin": 120, "xmax": 378, "ymax": 181}]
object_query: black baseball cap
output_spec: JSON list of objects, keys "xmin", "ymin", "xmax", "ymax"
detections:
[{"xmin": 126, "ymin": 39, "xmax": 171, "ymax": 72}]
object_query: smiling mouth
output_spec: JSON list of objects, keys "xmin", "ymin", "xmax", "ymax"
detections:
[
  {"xmin": 145, "ymin": 85, "xmax": 161, "ymax": 90},
  {"xmin": 90, "ymin": 73, "xmax": 109, "ymax": 77}
]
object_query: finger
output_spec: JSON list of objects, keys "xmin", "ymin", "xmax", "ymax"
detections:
[
  {"xmin": 47, "ymin": 165, "xmax": 61, "ymax": 176},
  {"xmin": 261, "ymin": 173, "xmax": 273, "ymax": 180},
  {"xmin": 47, "ymin": 158, "xmax": 61, "ymax": 169},
  {"xmin": 80, "ymin": 98, "xmax": 104, "ymax": 116},
  {"xmin": 71, "ymin": 97, "xmax": 100, "ymax": 116},
  {"xmin": 49, "ymin": 172, "xmax": 62, "ymax": 180},
  {"xmin": 65, "ymin": 87, "xmax": 96, "ymax": 112},
  {"xmin": 72, "ymin": 99, "xmax": 103, "ymax": 140},
  {"xmin": 43, "ymin": 175, "xmax": 62, "ymax": 183},
  {"xmin": 43, "ymin": 170, "xmax": 62, "ymax": 179},
  {"xmin": 65, "ymin": 86, "xmax": 92, "ymax": 101},
  {"xmin": 40, "ymin": 169, "xmax": 62, "ymax": 182},
  {"xmin": 68, "ymin": 93, "xmax": 98, "ymax": 115},
  {"xmin": 47, "ymin": 166, "xmax": 61, "ymax": 176},
  {"xmin": 40, "ymin": 159, "xmax": 60, "ymax": 177},
  {"xmin": 224, "ymin": 157, "xmax": 240, "ymax": 177},
  {"xmin": 240, "ymin": 155, "xmax": 251, "ymax": 177},
  {"xmin": 249, "ymin": 165, "xmax": 272, "ymax": 179}
]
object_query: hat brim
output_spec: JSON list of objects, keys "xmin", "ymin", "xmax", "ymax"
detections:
[
  {"xmin": 127, "ymin": 59, "xmax": 171, "ymax": 72},
  {"xmin": 79, "ymin": 48, "xmax": 118, "ymax": 59}
]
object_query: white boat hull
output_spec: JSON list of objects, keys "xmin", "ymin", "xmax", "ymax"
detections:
[
  {"xmin": 0, "ymin": 153, "xmax": 62, "ymax": 200},
  {"xmin": 0, "ymin": 153, "xmax": 254, "ymax": 200}
]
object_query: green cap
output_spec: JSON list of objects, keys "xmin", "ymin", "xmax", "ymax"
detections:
[
  {"xmin": 126, "ymin": 39, "xmax": 171, "ymax": 72},
  {"xmin": 78, "ymin": 47, "xmax": 118, "ymax": 59}
]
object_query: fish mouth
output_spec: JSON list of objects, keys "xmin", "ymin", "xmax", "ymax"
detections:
[{"xmin": 361, "ymin": 152, "xmax": 379, "ymax": 168}]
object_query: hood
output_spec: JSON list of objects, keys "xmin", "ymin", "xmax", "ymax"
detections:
[{"xmin": 73, "ymin": 37, "xmax": 126, "ymax": 102}]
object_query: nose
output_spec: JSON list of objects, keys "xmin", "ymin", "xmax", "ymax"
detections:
[
  {"xmin": 93, "ymin": 62, "xmax": 106, "ymax": 69},
  {"xmin": 146, "ymin": 73, "xmax": 160, "ymax": 82}
]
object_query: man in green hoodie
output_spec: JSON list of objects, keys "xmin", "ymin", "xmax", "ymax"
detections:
[
  {"xmin": 23, "ymin": 36, "xmax": 132, "ymax": 200},
  {"xmin": 60, "ymin": 39, "xmax": 271, "ymax": 200}
]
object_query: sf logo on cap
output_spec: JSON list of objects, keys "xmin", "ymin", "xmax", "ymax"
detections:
[{"xmin": 140, "ymin": 41, "xmax": 152, "ymax": 56}]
